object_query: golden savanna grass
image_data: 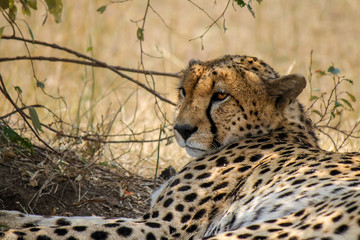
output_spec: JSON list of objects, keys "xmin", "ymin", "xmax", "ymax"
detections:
[{"xmin": 0, "ymin": 0, "xmax": 360, "ymax": 176}]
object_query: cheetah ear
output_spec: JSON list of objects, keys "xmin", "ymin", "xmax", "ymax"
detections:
[
  {"xmin": 266, "ymin": 74, "xmax": 306, "ymax": 109},
  {"xmin": 188, "ymin": 59, "xmax": 201, "ymax": 67}
]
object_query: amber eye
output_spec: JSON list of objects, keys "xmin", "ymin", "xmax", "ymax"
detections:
[{"xmin": 213, "ymin": 92, "xmax": 229, "ymax": 101}]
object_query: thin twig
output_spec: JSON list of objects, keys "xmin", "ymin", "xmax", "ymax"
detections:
[
  {"xmin": 148, "ymin": 5, "xmax": 170, "ymax": 29},
  {"xmin": 1, "ymin": 35, "xmax": 177, "ymax": 105},
  {"xmin": 189, "ymin": 0, "xmax": 231, "ymax": 48},
  {"xmin": 0, "ymin": 104, "xmax": 44, "ymax": 119},
  {"xmin": 315, "ymin": 124, "xmax": 360, "ymax": 139},
  {"xmin": 0, "ymin": 56, "xmax": 180, "ymax": 78},
  {"xmin": 0, "ymin": 75, "xmax": 58, "ymax": 153},
  {"xmin": 0, "ymin": 103, "xmax": 174, "ymax": 144},
  {"xmin": 187, "ymin": 0, "xmax": 220, "ymax": 28}
]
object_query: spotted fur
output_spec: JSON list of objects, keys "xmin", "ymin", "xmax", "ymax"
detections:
[{"xmin": 1, "ymin": 55, "xmax": 359, "ymax": 240}]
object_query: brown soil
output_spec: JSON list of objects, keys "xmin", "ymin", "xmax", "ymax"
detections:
[{"xmin": 0, "ymin": 142, "xmax": 163, "ymax": 219}]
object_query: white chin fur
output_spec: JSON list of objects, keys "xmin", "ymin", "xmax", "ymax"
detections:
[{"xmin": 185, "ymin": 147, "xmax": 206, "ymax": 158}]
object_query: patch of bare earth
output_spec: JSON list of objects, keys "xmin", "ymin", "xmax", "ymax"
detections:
[{"xmin": 0, "ymin": 142, "xmax": 163, "ymax": 219}]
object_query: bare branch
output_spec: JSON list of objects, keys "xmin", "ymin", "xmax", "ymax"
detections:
[
  {"xmin": 1, "ymin": 35, "xmax": 177, "ymax": 106},
  {"xmin": 0, "ymin": 55, "xmax": 181, "ymax": 78},
  {"xmin": 189, "ymin": 0, "xmax": 231, "ymax": 48}
]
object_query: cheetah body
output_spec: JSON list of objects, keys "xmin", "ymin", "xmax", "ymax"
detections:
[{"xmin": 1, "ymin": 55, "xmax": 360, "ymax": 240}]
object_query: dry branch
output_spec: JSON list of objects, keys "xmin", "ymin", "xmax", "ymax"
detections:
[{"xmin": 1, "ymin": 35, "xmax": 177, "ymax": 106}]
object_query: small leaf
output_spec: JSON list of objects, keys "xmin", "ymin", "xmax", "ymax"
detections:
[
  {"xmin": 346, "ymin": 92, "xmax": 356, "ymax": 102},
  {"xmin": 9, "ymin": 4, "xmax": 17, "ymax": 22},
  {"xmin": 29, "ymin": 107, "xmax": 43, "ymax": 134},
  {"xmin": 312, "ymin": 110, "xmax": 322, "ymax": 117},
  {"xmin": 315, "ymin": 69, "xmax": 326, "ymax": 76},
  {"xmin": 36, "ymin": 81, "xmax": 45, "ymax": 89},
  {"xmin": 97, "ymin": 5, "xmax": 107, "ymax": 14},
  {"xmin": 136, "ymin": 27, "xmax": 144, "ymax": 41},
  {"xmin": 312, "ymin": 88, "xmax": 320, "ymax": 92},
  {"xmin": 86, "ymin": 46, "xmax": 93, "ymax": 52},
  {"xmin": 327, "ymin": 66, "xmax": 340, "ymax": 75},
  {"xmin": 24, "ymin": 21, "xmax": 35, "ymax": 41},
  {"xmin": 3, "ymin": 125, "xmax": 20, "ymax": 141},
  {"xmin": 22, "ymin": 4, "xmax": 31, "ymax": 15},
  {"xmin": 28, "ymin": 0, "xmax": 37, "ymax": 10},
  {"xmin": 341, "ymin": 98, "xmax": 354, "ymax": 111},
  {"xmin": 234, "ymin": 0, "xmax": 246, "ymax": 7},
  {"xmin": 247, "ymin": 4, "xmax": 256, "ymax": 18},
  {"xmin": 2, "ymin": 126, "xmax": 33, "ymax": 152},
  {"xmin": 310, "ymin": 96, "xmax": 318, "ymax": 101},
  {"xmin": 334, "ymin": 101, "xmax": 342, "ymax": 108},
  {"xmin": 14, "ymin": 86, "xmax": 22, "ymax": 94},
  {"xmin": 344, "ymin": 78, "xmax": 353, "ymax": 84},
  {"xmin": 45, "ymin": 0, "xmax": 63, "ymax": 23},
  {"xmin": 331, "ymin": 111, "xmax": 335, "ymax": 119}
]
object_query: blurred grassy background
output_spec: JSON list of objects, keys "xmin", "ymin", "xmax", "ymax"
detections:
[{"xmin": 0, "ymin": 0, "xmax": 359, "ymax": 176}]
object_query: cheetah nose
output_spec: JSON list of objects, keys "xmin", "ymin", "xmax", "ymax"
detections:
[{"xmin": 174, "ymin": 124, "xmax": 198, "ymax": 141}]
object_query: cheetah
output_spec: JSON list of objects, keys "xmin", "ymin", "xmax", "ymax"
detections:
[{"xmin": 1, "ymin": 55, "xmax": 360, "ymax": 240}]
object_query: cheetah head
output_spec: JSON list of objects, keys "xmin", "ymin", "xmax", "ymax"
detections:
[{"xmin": 174, "ymin": 55, "xmax": 306, "ymax": 157}]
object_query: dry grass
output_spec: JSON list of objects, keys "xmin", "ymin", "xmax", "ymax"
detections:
[{"xmin": 1, "ymin": 0, "xmax": 360, "ymax": 176}]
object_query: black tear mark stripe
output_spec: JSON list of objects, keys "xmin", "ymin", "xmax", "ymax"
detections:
[
  {"xmin": 206, "ymin": 98, "xmax": 218, "ymax": 135},
  {"xmin": 206, "ymin": 95, "xmax": 221, "ymax": 149}
]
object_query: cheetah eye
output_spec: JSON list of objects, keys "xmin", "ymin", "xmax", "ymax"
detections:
[
  {"xmin": 179, "ymin": 88, "xmax": 186, "ymax": 98},
  {"xmin": 213, "ymin": 92, "xmax": 229, "ymax": 102}
]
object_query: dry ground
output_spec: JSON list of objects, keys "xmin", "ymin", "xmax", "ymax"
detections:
[{"xmin": 0, "ymin": 141, "xmax": 162, "ymax": 218}]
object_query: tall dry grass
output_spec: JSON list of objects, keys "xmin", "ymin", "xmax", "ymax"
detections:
[{"xmin": 0, "ymin": 0, "xmax": 359, "ymax": 176}]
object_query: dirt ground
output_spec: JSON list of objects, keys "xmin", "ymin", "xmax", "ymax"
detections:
[{"xmin": 0, "ymin": 142, "xmax": 164, "ymax": 220}]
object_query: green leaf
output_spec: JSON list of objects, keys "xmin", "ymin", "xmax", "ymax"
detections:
[
  {"xmin": 21, "ymin": 4, "xmax": 30, "ymax": 15},
  {"xmin": 0, "ymin": 0, "xmax": 9, "ymax": 9},
  {"xmin": 341, "ymin": 98, "xmax": 354, "ymax": 111},
  {"xmin": 310, "ymin": 96, "xmax": 318, "ymax": 101},
  {"xmin": 344, "ymin": 78, "xmax": 353, "ymax": 84},
  {"xmin": 334, "ymin": 100, "xmax": 342, "ymax": 108},
  {"xmin": 28, "ymin": 0, "xmax": 37, "ymax": 10},
  {"xmin": 86, "ymin": 46, "xmax": 93, "ymax": 52},
  {"xmin": 136, "ymin": 27, "xmax": 144, "ymax": 41},
  {"xmin": 29, "ymin": 107, "xmax": 43, "ymax": 134},
  {"xmin": 2, "ymin": 125, "xmax": 34, "ymax": 152},
  {"xmin": 327, "ymin": 66, "xmax": 340, "ymax": 75},
  {"xmin": 331, "ymin": 111, "xmax": 335, "ymax": 119},
  {"xmin": 234, "ymin": 0, "xmax": 246, "ymax": 7},
  {"xmin": 346, "ymin": 91, "xmax": 356, "ymax": 102},
  {"xmin": 9, "ymin": 4, "xmax": 17, "ymax": 22},
  {"xmin": 312, "ymin": 88, "xmax": 320, "ymax": 92},
  {"xmin": 97, "ymin": 5, "xmax": 107, "ymax": 14},
  {"xmin": 36, "ymin": 81, "xmax": 45, "ymax": 89},
  {"xmin": 247, "ymin": 4, "xmax": 256, "ymax": 18},
  {"xmin": 45, "ymin": 0, "xmax": 63, "ymax": 23},
  {"xmin": 99, "ymin": 161, "xmax": 109, "ymax": 166},
  {"xmin": 312, "ymin": 109, "xmax": 322, "ymax": 117},
  {"xmin": 14, "ymin": 86, "xmax": 22, "ymax": 94},
  {"xmin": 24, "ymin": 21, "xmax": 35, "ymax": 41}
]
